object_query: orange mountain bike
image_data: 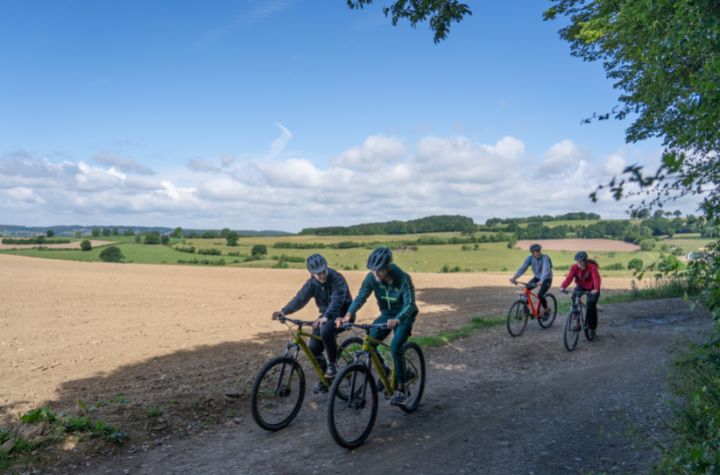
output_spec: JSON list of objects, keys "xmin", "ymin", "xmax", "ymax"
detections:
[{"xmin": 506, "ymin": 281, "xmax": 558, "ymax": 337}]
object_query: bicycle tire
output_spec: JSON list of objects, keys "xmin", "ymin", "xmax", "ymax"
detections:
[
  {"xmin": 537, "ymin": 293, "xmax": 558, "ymax": 329},
  {"xmin": 563, "ymin": 311, "xmax": 580, "ymax": 352},
  {"xmin": 338, "ymin": 336, "xmax": 364, "ymax": 368},
  {"xmin": 399, "ymin": 342, "xmax": 426, "ymax": 413},
  {"xmin": 507, "ymin": 301, "xmax": 528, "ymax": 337},
  {"xmin": 581, "ymin": 302, "xmax": 594, "ymax": 341},
  {"xmin": 250, "ymin": 356, "xmax": 305, "ymax": 431},
  {"xmin": 327, "ymin": 363, "xmax": 378, "ymax": 449}
]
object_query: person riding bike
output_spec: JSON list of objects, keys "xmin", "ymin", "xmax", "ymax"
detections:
[
  {"xmin": 560, "ymin": 251, "xmax": 601, "ymax": 338},
  {"xmin": 510, "ymin": 243, "xmax": 553, "ymax": 318},
  {"xmin": 338, "ymin": 247, "xmax": 418, "ymax": 406},
  {"xmin": 272, "ymin": 253, "xmax": 353, "ymax": 393}
]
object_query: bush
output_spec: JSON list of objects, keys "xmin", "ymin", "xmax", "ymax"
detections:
[
  {"xmin": 226, "ymin": 231, "xmax": 239, "ymax": 247},
  {"xmin": 134, "ymin": 235, "xmax": 141, "ymax": 243},
  {"xmin": 197, "ymin": 248, "xmax": 221, "ymax": 255},
  {"xmin": 175, "ymin": 246, "xmax": 196, "ymax": 254},
  {"xmin": 99, "ymin": 246, "xmax": 124, "ymax": 263},
  {"xmin": 251, "ymin": 244, "xmax": 268, "ymax": 256},
  {"xmin": 627, "ymin": 258, "xmax": 644, "ymax": 272},
  {"xmin": 144, "ymin": 232, "xmax": 161, "ymax": 245},
  {"xmin": 639, "ymin": 239, "xmax": 656, "ymax": 251},
  {"xmin": 604, "ymin": 262, "xmax": 625, "ymax": 271},
  {"xmin": 46, "ymin": 230, "xmax": 55, "ymax": 237},
  {"xmin": 161, "ymin": 235, "xmax": 170, "ymax": 245},
  {"xmin": 80, "ymin": 240, "xmax": 92, "ymax": 251}
]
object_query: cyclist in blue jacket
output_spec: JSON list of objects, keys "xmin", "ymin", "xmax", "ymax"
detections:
[
  {"xmin": 510, "ymin": 243, "xmax": 553, "ymax": 319},
  {"xmin": 272, "ymin": 254, "xmax": 352, "ymax": 393}
]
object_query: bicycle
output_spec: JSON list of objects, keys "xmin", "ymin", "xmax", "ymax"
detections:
[
  {"xmin": 250, "ymin": 315, "xmax": 363, "ymax": 431},
  {"xmin": 326, "ymin": 322, "xmax": 426, "ymax": 449},
  {"xmin": 563, "ymin": 290, "xmax": 595, "ymax": 351},
  {"xmin": 506, "ymin": 281, "xmax": 558, "ymax": 337}
]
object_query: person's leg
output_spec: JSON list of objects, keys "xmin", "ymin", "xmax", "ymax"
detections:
[
  {"xmin": 586, "ymin": 292, "xmax": 600, "ymax": 330},
  {"xmin": 390, "ymin": 321, "xmax": 413, "ymax": 389},
  {"xmin": 320, "ymin": 320, "xmax": 338, "ymax": 369},
  {"xmin": 538, "ymin": 278, "xmax": 552, "ymax": 310},
  {"xmin": 308, "ymin": 326, "xmax": 327, "ymax": 372}
]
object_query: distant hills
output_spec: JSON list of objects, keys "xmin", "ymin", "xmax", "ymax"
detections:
[{"xmin": 0, "ymin": 225, "xmax": 290, "ymax": 238}]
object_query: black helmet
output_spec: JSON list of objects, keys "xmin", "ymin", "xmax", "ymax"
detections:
[
  {"xmin": 367, "ymin": 247, "xmax": 393, "ymax": 271},
  {"xmin": 529, "ymin": 243, "xmax": 542, "ymax": 252},
  {"xmin": 574, "ymin": 251, "xmax": 588, "ymax": 261},
  {"xmin": 306, "ymin": 253, "xmax": 328, "ymax": 274}
]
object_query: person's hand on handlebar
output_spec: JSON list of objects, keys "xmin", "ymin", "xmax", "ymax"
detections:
[
  {"xmin": 336, "ymin": 313, "xmax": 352, "ymax": 328},
  {"xmin": 387, "ymin": 319, "xmax": 399, "ymax": 329},
  {"xmin": 561, "ymin": 288, "xmax": 569, "ymax": 295},
  {"xmin": 312, "ymin": 316, "xmax": 328, "ymax": 329},
  {"xmin": 509, "ymin": 277, "xmax": 517, "ymax": 285},
  {"xmin": 272, "ymin": 311, "xmax": 284, "ymax": 321}
]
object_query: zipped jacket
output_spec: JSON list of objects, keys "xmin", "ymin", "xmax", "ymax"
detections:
[
  {"xmin": 560, "ymin": 262, "xmax": 601, "ymax": 291},
  {"xmin": 347, "ymin": 264, "xmax": 418, "ymax": 323},
  {"xmin": 513, "ymin": 254, "xmax": 553, "ymax": 281},
  {"xmin": 281, "ymin": 268, "xmax": 352, "ymax": 320}
]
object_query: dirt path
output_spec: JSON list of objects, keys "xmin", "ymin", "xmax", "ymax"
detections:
[{"xmin": 58, "ymin": 298, "xmax": 710, "ymax": 475}]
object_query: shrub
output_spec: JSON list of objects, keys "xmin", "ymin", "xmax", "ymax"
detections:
[
  {"xmin": 197, "ymin": 248, "xmax": 221, "ymax": 255},
  {"xmin": 80, "ymin": 240, "xmax": 92, "ymax": 251},
  {"xmin": 46, "ymin": 230, "xmax": 55, "ymax": 237},
  {"xmin": 251, "ymin": 244, "xmax": 268, "ymax": 256},
  {"xmin": 226, "ymin": 231, "xmax": 239, "ymax": 247},
  {"xmin": 161, "ymin": 235, "xmax": 170, "ymax": 245},
  {"xmin": 627, "ymin": 258, "xmax": 644, "ymax": 272},
  {"xmin": 99, "ymin": 246, "xmax": 124, "ymax": 263},
  {"xmin": 639, "ymin": 239, "xmax": 656, "ymax": 251},
  {"xmin": 175, "ymin": 246, "xmax": 196, "ymax": 254},
  {"xmin": 604, "ymin": 262, "xmax": 625, "ymax": 271},
  {"xmin": 144, "ymin": 232, "xmax": 161, "ymax": 245},
  {"xmin": 134, "ymin": 235, "xmax": 141, "ymax": 243}
]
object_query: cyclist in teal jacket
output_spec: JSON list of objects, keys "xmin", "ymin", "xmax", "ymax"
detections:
[{"xmin": 338, "ymin": 247, "xmax": 418, "ymax": 406}]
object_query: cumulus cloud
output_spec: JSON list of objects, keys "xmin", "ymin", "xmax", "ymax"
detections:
[
  {"xmin": 0, "ymin": 134, "xmax": 703, "ymax": 229},
  {"xmin": 92, "ymin": 153, "xmax": 155, "ymax": 175}
]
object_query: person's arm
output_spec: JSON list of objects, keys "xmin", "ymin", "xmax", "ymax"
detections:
[
  {"xmin": 539, "ymin": 255, "xmax": 552, "ymax": 281},
  {"xmin": 591, "ymin": 264, "xmax": 601, "ymax": 292},
  {"xmin": 395, "ymin": 275, "xmax": 418, "ymax": 323},
  {"xmin": 281, "ymin": 280, "xmax": 314, "ymax": 315},
  {"xmin": 512, "ymin": 256, "xmax": 531, "ymax": 280},
  {"xmin": 560, "ymin": 266, "xmax": 576, "ymax": 290},
  {"xmin": 346, "ymin": 273, "xmax": 374, "ymax": 317},
  {"xmin": 322, "ymin": 271, "xmax": 350, "ymax": 320}
]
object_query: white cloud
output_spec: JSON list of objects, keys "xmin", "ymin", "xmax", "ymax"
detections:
[
  {"xmin": 332, "ymin": 135, "xmax": 407, "ymax": 171},
  {"xmin": 538, "ymin": 139, "xmax": 588, "ymax": 176},
  {"xmin": 269, "ymin": 122, "xmax": 293, "ymax": 158},
  {"xmin": 603, "ymin": 153, "xmax": 626, "ymax": 176}
]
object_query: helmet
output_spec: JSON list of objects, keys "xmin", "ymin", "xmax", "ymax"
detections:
[
  {"xmin": 529, "ymin": 243, "xmax": 542, "ymax": 252},
  {"xmin": 306, "ymin": 254, "xmax": 328, "ymax": 274},
  {"xmin": 367, "ymin": 247, "xmax": 393, "ymax": 271},
  {"xmin": 574, "ymin": 251, "xmax": 588, "ymax": 261}
]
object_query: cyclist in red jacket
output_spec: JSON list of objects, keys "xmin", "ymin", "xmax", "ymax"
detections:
[{"xmin": 560, "ymin": 251, "xmax": 601, "ymax": 338}]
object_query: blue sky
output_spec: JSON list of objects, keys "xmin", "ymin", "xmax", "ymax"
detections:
[{"xmin": 0, "ymin": 0, "xmax": 698, "ymax": 230}]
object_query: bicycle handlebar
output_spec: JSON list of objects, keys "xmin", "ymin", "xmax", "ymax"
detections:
[
  {"xmin": 276, "ymin": 315, "xmax": 316, "ymax": 327},
  {"xmin": 342, "ymin": 322, "xmax": 389, "ymax": 332}
]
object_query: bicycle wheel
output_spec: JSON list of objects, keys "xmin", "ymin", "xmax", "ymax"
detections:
[
  {"xmin": 507, "ymin": 301, "xmax": 528, "ymax": 337},
  {"xmin": 399, "ymin": 342, "xmax": 426, "ymax": 413},
  {"xmin": 338, "ymin": 336, "xmax": 364, "ymax": 368},
  {"xmin": 327, "ymin": 363, "xmax": 378, "ymax": 449},
  {"xmin": 580, "ymin": 303, "xmax": 594, "ymax": 341},
  {"xmin": 537, "ymin": 293, "xmax": 558, "ymax": 329},
  {"xmin": 250, "ymin": 356, "xmax": 305, "ymax": 431},
  {"xmin": 563, "ymin": 311, "xmax": 580, "ymax": 352}
]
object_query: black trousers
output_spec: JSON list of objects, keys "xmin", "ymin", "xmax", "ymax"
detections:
[
  {"xmin": 574, "ymin": 287, "xmax": 600, "ymax": 330},
  {"xmin": 528, "ymin": 277, "xmax": 552, "ymax": 309}
]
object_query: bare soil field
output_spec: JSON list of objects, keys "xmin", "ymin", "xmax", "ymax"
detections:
[
  {"xmin": 0, "ymin": 254, "xmax": 641, "ymax": 471},
  {"xmin": 0, "ymin": 240, "xmax": 111, "ymax": 250},
  {"xmin": 516, "ymin": 238, "xmax": 640, "ymax": 251}
]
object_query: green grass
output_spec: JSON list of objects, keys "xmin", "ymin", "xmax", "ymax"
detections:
[
  {"xmin": 411, "ymin": 315, "xmax": 506, "ymax": 347},
  {"xmin": 1, "ymin": 233, "xmax": 710, "ymax": 275}
]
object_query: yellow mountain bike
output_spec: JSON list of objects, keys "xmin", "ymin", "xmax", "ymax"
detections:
[
  {"xmin": 250, "ymin": 315, "xmax": 362, "ymax": 431},
  {"xmin": 326, "ymin": 322, "xmax": 426, "ymax": 449}
]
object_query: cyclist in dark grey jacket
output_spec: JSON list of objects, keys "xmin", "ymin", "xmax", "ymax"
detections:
[
  {"xmin": 272, "ymin": 254, "xmax": 352, "ymax": 393},
  {"xmin": 510, "ymin": 243, "xmax": 553, "ymax": 317}
]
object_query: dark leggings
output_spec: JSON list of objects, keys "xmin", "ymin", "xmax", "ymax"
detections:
[
  {"xmin": 574, "ymin": 287, "xmax": 600, "ymax": 330},
  {"xmin": 308, "ymin": 320, "xmax": 340, "ymax": 369},
  {"xmin": 529, "ymin": 277, "xmax": 552, "ymax": 309},
  {"xmin": 369, "ymin": 315, "xmax": 414, "ymax": 388}
]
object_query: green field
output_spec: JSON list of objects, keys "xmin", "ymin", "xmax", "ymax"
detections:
[{"xmin": 1, "ymin": 232, "xmax": 709, "ymax": 277}]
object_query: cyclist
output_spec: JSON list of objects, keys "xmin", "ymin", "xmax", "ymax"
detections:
[
  {"xmin": 510, "ymin": 243, "xmax": 553, "ymax": 318},
  {"xmin": 560, "ymin": 251, "xmax": 601, "ymax": 338},
  {"xmin": 272, "ymin": 253, "xmax": 353, "ymax": 393},
  {"xmin": 338, "ymin": 247, "xmax": 418, "ymax": 406}
]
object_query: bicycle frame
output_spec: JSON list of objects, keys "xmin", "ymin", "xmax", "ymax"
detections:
[
  {"xmin": 279, "ymin": 317, "xmax": 332, "ymax": 389},
  {"xmin": 515, "ymin": 282, "xmax": 543, "ymax": 318},
  {"xmin": 344, "ymin": 326, "xmax": 396, "ymax": 396}
]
